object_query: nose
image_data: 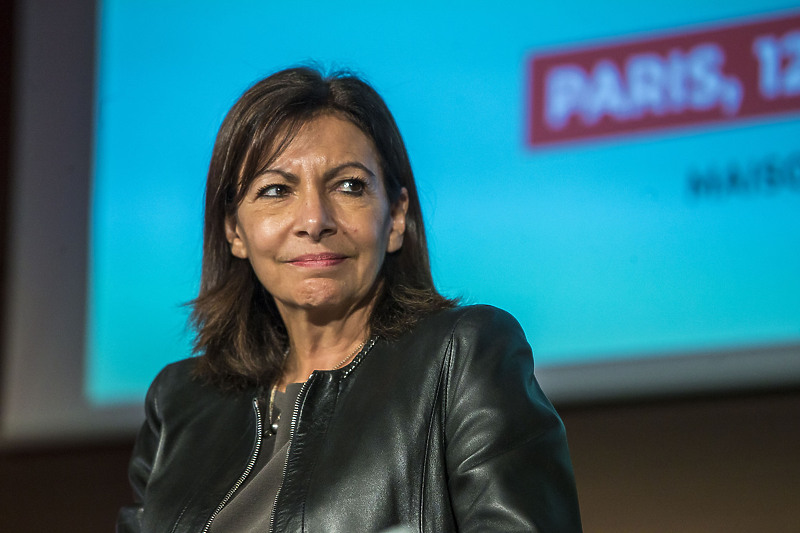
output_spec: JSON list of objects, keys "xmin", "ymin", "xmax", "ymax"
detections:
[{"xmin": 293, "ymin": 190, "xmax": 337, "ymax": 241}]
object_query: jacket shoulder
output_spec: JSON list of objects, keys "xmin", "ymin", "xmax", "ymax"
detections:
[
  {"xmin": 415, "ymin": 304, "xmax": 526, "ymax": 344},
  {"xmin": 144, "ymin": 357, "xmax": 247, "ymax": 421},
  {"xmin": 150, "ymin": 357, "xmax": 199, "ymax": 387},
  {"xmin": 383, "ymin": 305, "xmax": 531, "ymax": 387},
  {"xmin": 145, "ymin": 357, "xmax": 200, "ymax": 403}
]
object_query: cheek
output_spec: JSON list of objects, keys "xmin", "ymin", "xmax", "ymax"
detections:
[
  {"xmin": 246, "ymin": 218, "xmax": 284, "ymax": 251},
  {"xmin": 354, "ymin": 222, "xmax": 391, "ymax": 260},
  {"xmin": 363, "ymin": 208, "xmax": 393, "ymax": 246}
]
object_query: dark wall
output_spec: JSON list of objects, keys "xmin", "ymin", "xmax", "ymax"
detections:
[
  {"xmin": 0, "ymin": 0, "xmax": 12, "ymax": 393},
  {"xmin": 565, "ymin": 390, "xmax": 800, "ymax": 533},
  {"xmin": 0, "ymin": 439, "xmax": 134, "ymax": 531}
]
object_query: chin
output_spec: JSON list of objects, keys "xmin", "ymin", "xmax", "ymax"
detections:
[{"xmin": 292, "ymin": 281, "xmax": 350, "ymax": 310}]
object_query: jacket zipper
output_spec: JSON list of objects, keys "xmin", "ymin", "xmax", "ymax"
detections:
[
  {"xmin": 265, "ymin": 338, "xmax": 376, "ymax": 532},
  {"xmin": 268, "ymin": 374, "xmax": 313, "ymax": 533},
  {"xmin": 201, "ymin": 398, "xmax": 263, "ymax": 533}
]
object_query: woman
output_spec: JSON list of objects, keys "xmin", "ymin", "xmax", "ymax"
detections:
[{"xmin": 117, "ymin": 67, "xmax": 582, "ymax": 532}]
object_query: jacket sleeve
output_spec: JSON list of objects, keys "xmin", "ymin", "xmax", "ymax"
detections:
[
  {"xmin": 443, "ymin": 307, "xmax": 583, "ymax": 532},
  {"xmin": 116, "ymin": 368, "xmax": 164, "ymax": 533}
]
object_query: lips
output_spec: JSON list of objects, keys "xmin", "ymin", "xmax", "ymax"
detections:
[{"xmin": 287, "ymin": 253, "xmax": 348, "ymax": 267}]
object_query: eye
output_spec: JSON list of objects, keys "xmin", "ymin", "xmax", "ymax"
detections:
[
  {"xmin": 256, "ymin": 183, "xmax": 290, "ymax": 198},
  {"xmin": 336, "ymin": 178, "xmax": 366, "ymax": 195}
]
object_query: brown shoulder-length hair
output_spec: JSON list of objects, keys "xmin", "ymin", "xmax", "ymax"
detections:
[{"xmin": 191, "ymin": 66, "xmax": 455, "ymax": 389}]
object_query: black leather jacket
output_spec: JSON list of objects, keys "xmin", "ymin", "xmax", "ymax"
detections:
[{"xmin": 117, "ymin": 306, "xmax": 582, "ymax": 532}]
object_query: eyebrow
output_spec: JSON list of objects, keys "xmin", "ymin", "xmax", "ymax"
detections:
[
  {"xmin": 259, "ymin": 161, "xmax": 377, "ymax": 182},
  {"xmin": 324, "ymin": 162, "xmax": 377, "ymax": 180}
]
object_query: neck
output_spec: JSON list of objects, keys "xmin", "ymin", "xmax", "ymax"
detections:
[{"xmin": 276, "ymin": 303, "xmax": 372, "ymax": 388}]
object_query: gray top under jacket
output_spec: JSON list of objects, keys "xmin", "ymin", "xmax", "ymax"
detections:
[{"xmin": 210, "ymin": 382, "xmax": 304, "ymax": 532}]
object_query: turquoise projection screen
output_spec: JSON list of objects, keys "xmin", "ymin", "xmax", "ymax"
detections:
[{"xmin": 87, "ymin": 2, "xmax": 800, "ymax": 407}]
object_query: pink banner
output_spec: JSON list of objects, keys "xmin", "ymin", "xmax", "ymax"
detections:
[{"xmin": 528, "ymin": 11, "xmax": 800, "ymax": 146}]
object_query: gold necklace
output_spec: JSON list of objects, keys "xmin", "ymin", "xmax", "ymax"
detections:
[
  {"xmin": 266, "ymin": 338, "xmax": 368, "ymax": 436},
  {"xmin": 330, "ymin": 339, "xmax": 368, "ymax": 370}
]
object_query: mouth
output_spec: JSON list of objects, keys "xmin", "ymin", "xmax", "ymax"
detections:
[{"xmin": 287, "ymin": 253, "xmax": 348, "ymax": 268}]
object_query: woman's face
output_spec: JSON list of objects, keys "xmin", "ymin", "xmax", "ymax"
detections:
[{"xmin": 226, "ymin": 114, "xmax": 408, "ymax": 319}]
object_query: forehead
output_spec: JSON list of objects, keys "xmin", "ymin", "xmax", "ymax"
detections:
[
  {"xmin": 272, "ymin": 114, "xmax": 379, "ymax": 168},
  {"xmin": 241, "ymin": 112, "xmax": 379, "ymax": 176}
]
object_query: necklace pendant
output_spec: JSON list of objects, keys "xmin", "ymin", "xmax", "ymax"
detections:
[{"xmin": 268, "ymin": 422, "xmax": 279, "ymax": 436}]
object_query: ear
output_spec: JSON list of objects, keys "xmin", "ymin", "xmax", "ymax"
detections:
[
  {"xmin": 386, "ymin": 187, "xmax": 409, "ymax": 253},
  {"xmin": 225, "ymin": 215, "xmax": 249, "ymax": 259}
]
